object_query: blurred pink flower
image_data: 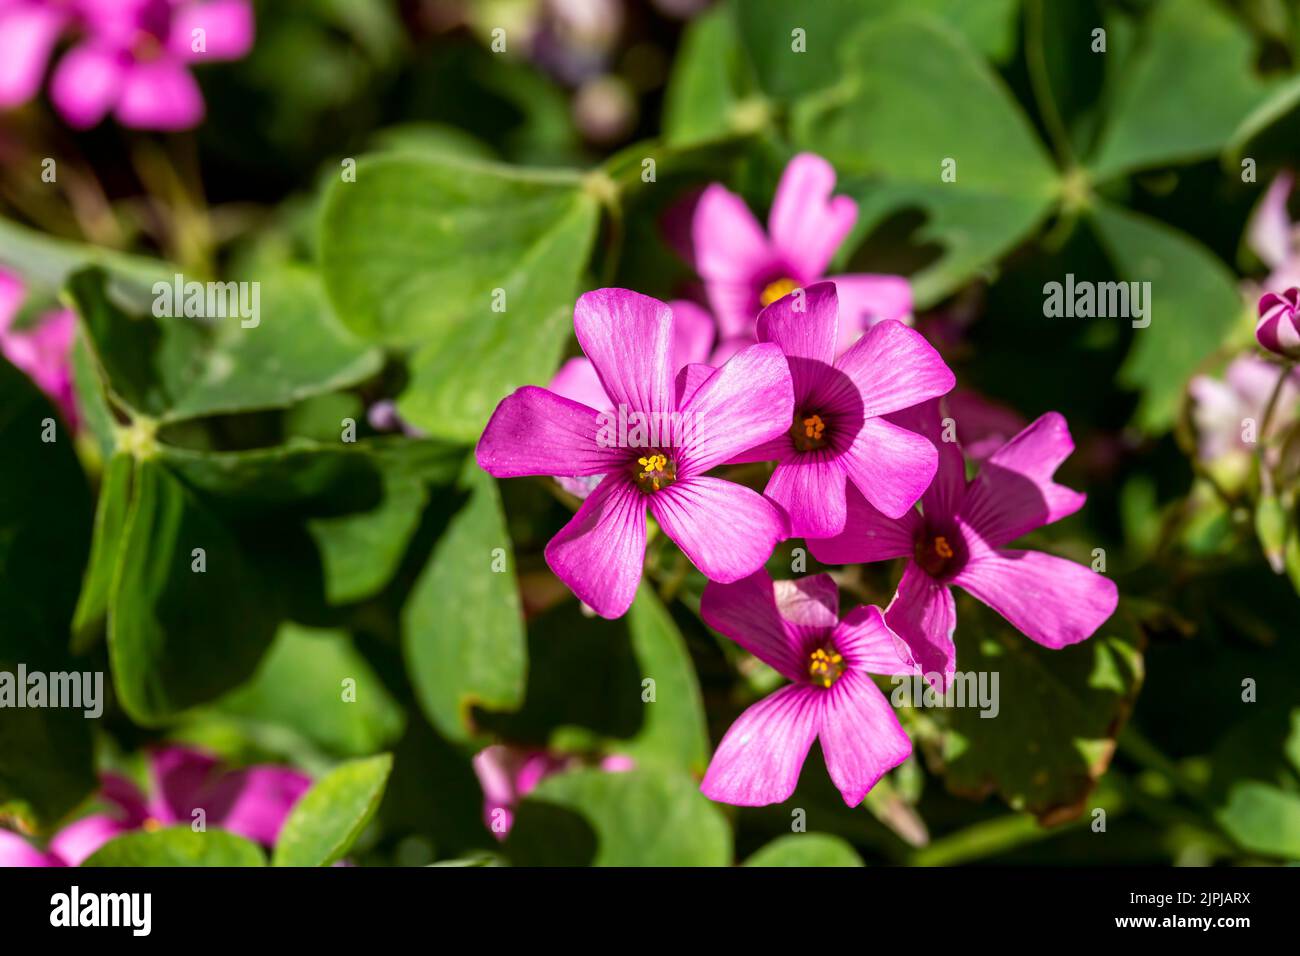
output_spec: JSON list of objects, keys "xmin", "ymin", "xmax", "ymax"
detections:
[
  {"xmin": 367, "ymin": 399, "xmax": 426, "ymax": 437},
  {"xmin": 1190, "ymin": 354, "xmax": 1300, "ymax": 462},
  {"xmin": 0, "ymin": 745, "xmax": 311, "ymax": 866},
  {"xmin": 0, "ymin": 0, "xmax": 73, "ymax": 110},
  {"xmin": 0, "ymin": 268, "xmax": 78, "ymax": 427},
  {"xmin": 1247, "ymin": 172, "xmax": 1300, "ymax": 293},
  {"xmin": 473, "ymin": 744, "xmax": 632, "ymax": 839},
  {"xmin": 666, "ymin": 152, "xmax": 913, "ymax": 357},
  {"xmin": 51, "ymin": 0, "xmax": 254, "ymax": 130}
]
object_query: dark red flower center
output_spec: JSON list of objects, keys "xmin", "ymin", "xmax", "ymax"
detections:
[
  {"xmin": 790, "ymin": 411, "xmax": 829, "ymax": 451},
  {"xmin": 914, "ymin": 532, "xmax": 958, "ymax": 577}
]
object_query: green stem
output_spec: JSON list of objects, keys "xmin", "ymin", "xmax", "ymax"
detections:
[
  {"xmin": 1024, "ymin": 0, "xmax": 1075, "ymax": 170},
  {"xmin": 909, "ymin": 813, "xmax": 1062, "ymax": 866},
  {"xmin": 1258, "ymin": 361, "xmax": 1295, "ymax": 445}
]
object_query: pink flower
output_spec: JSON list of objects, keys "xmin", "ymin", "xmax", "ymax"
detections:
[
  {"xmin": 473, "ymin": 745, "xmax": 632, "ymax": 839},
  {"xmin": 0, "ymin": 269, "xmax": 78, "ymax": 427},
  {"xmin": 731, "ymin": 282, "xmax": 953, "ymax": 537},
  {"xmin": 0, "ymin": 745, "xmax": 311, "ymax": 866},
  {"xmin": 699, "ymin": 570, "xmax": 914, "ymax": 807},
  {"xmin": 667, "ymin": 152, "xmax": 913, "ymax": 356},
  {"xmin": 477, "ymin": 288, "xmax": 794, "ymax": 619},
  {"xmin": 0, "ymin": 0, "xmax": 73, "ymax": 111},
  {"xmin": 1256, "ymin": 287, "xmax": 1300, "ymax": 361},
  {"xmin": 50, "ymin": 0, "xmax": 254, "ymax": 131},
  {"xmin": 1190, "ymin": 355, "xmax": 1300, "ymax": 462},
  {"xmin": 810, "ymin": 401, "xmax": 1118, "ymax": 686},
  {"xmin": 1247, "ymin": 172, "xmax": 1300, "ymax": 293},
  {"xmin": 547, "ymin": 299, "xmax": 716, "ymax": 499}
]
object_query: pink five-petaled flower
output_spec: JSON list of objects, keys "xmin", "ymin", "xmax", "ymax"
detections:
[
  {"xmin": 0, "ymin": 268, "xmax": 78, "ymax": 427},
  {"xmin": 51, "ymin": 0, "xmax": 254, "ymax": 131},
  {"xmin": 810, "ymin": 400, "xmax": 1119, "ymax": 686},
  {"xmin": 0, "ymin": 745, "xmax": 311, "ymax": 866},
  {"xmin": 699, "ymin": 570, "xmax": 914, "ymax": 807},
  {"xmin": 477, "ymin": 288, "xmax": 794, "ymax": 619},
  {"xmin": 1256, "ymin": 287, "xmax": 1300, "ymax": 361},
  {"xmin": 668, "ymin": 152, "xmax": 912, "ymax": 356},
  {"xmin": 734, "ymin": 282, "xmax": 954, "ymax": 538}
]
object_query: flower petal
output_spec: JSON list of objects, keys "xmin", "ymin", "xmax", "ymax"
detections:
[
  {"xmin": 545, "ymin": 476, "xmax": 647, "ymax": 618},
  {"xmin": 884, "ymin": 561, "xmax": 957, "ymax": 688},
  {"xmin": 699, "ymin": 570, "xmax": 826, "ymax": 681},
  {"xmin": 52, "ymin": 43, "xmax": 122, "ymax": 130},
  {"xmin": 890, "ymin": 399, "xmax": 967, "ymax": 521},
  {"xmin": 832, "ymin": 604, "xmax": 918, "ymax": 676},
  {"xmin": 674, "ymin": 362, "xmax": 715, "ymax": 408},
  {"xmin": 826, "ymin": 273, "xmax": 913, "ymax": 352},
  {"xmin": 49, "ymin": 41, "xmax": 125, "ymax": 128},
  {"xmin": 116, "ymin": 59, "xmax": 205, "ymax": 131},
  {"xmin": 756, "ymin": 280, "xmax": 839, "ymax": 401},
  {"xmin": 47, "ymin": 814, "xmax": 133, "ymax": 867},
  {"xmin": 765, "ymin": 453, "xmax": 848, "ymax": 538},
  {"xmin": 832, "ymin": 318, "xmax": 955, "ymax": 419},
  {"xmin": 807, "ymin": 483, "xmax": 919, "ymax": 565},
  {"xmin": 692, "ymin": 184, "xmax": 776, "ymax": 337},
  {"xmin": 0, "ymin": 829, "xmax": 59, "ymax": 867},
  {"xmin": 169, "ymin": 0, "xmax": 256, "ymax": 62},
  {"xmin": 692, "ymin": 183, "xmax": 773, "ymax": 284},
  {"xmin": 549, "ymin": 357, "xmax": 610, "ymax": 411},
  {"xmin": 954, "ymin": 548, "xmax": 1119, "ymax": 649},
  {"xmin": 199, "ymin": 766, "xmax": 312, "ymax": 845},
  {"xmin": 477, "ymin": 385, "xmax": 626, "ymax": 479},
  {"xmin": 819, "ymin": 670, "xmax": 912, "ymax": 806},
  {"xmin": 701, "ymin": 684, "xmax": 821, "ymax": 806},
  {"xmin": 149, "ymin": 745, "xmax": 219, "ymax": 824},
  {"xmin": 574, "ymin": 288, "xmax": 675, "ymax": 418},
  {"xmin": 649, "ymin": 476, "xmax": 785, "ymax": 583},
  {"xmin": 1248, "ymin": 171, "xmax": 1294, "ymax": 270},
  {"xmin": 946, "ymin": 389, "xmax": 1027, "ymax": 462},
  {"xmin": 676, "ymin": 342, "xmax": 793, "ymax": 475},
  {"xmin": 768, "ymin": 153, "xmax": 858, "ymax": 281},
  {"xmin": 840, "ymin": 415, "xmax": 937, "ymax": 519},
  {"xmin": 670, "ymin": 299, "xmax": 716, "ymax": 368},
  {"xmin": 961, "ymin": 412, "xmax": 1087, "ymax": 546},
  {"xmin": 0, "ymin": 5, "xmax": 65, "ymax": 108}
]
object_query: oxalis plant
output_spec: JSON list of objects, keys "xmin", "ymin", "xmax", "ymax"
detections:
[{"xmin": 1, "ymin": 0, "xmax": 1299, "ymax": 872}]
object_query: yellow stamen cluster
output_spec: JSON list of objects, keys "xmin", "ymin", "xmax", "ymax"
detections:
[
  {"xmin": 802, "ymin": 414, "xmax": 826, "ymax": 440},
  {"xmin": 638, "ymin": 454, "xmax": 670, "ymax": 491},
  {"xmin": 760, "ymin": 277, "xmax": 801, "ymax": 307},
  {"xmin": 808, "ymin": 647, "xmax": 846, "ymax": 689},
  {"xmin": 933, "ymin": 535, "xmax": 954, "ymax": 559}
]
